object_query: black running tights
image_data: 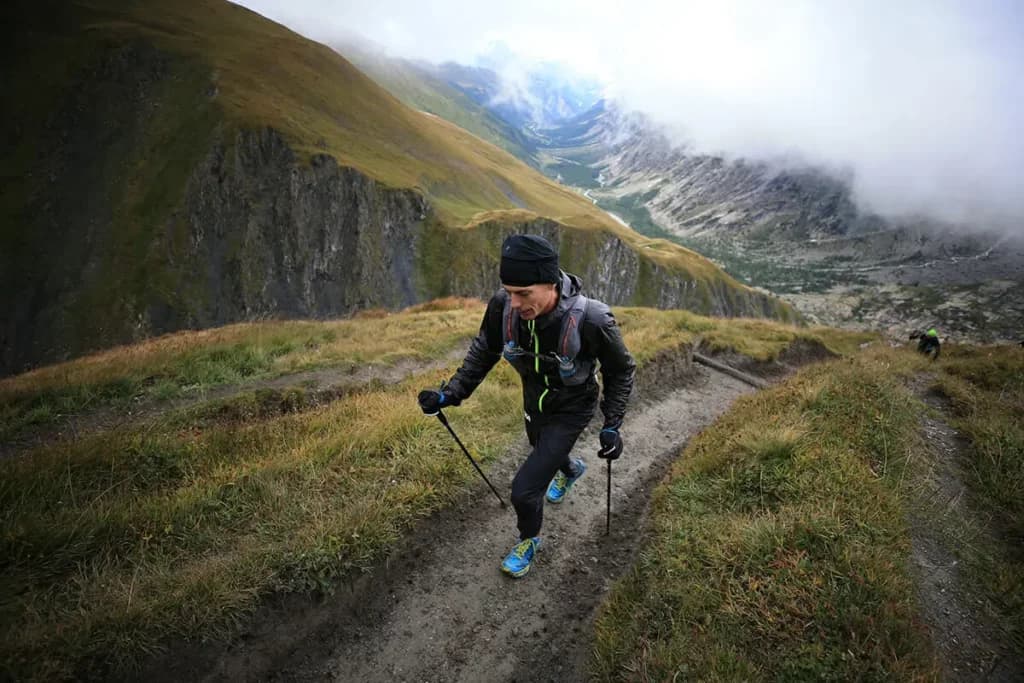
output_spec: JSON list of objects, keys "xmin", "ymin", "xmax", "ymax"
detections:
[{"xmin": 510, "ymin": 412, "xmax": 591, "ymax": 540}]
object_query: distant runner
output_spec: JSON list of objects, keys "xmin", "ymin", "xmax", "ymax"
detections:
[
  {"xmin": 418, "ymin": 234, "xmax": 635, "ymax": 577},
  {"xmin": 911, "ymin": 328, "xmax": 941, "ymax": 360}
]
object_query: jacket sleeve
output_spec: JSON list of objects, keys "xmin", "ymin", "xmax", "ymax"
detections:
[
  {"xmin": 445, "ymin": 293, "xmax": 505, "ymax": 402},
  {"xmin": 590, "ymin": 307, "xmax": 635, "ymax": 429}
]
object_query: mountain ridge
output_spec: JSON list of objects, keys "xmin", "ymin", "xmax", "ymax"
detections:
[
  {"xmin": 0, "ymin": 0, "xmax": 793, "ymax": 376},
  {"xmin": 527, "ymin": 99, "xmax": 1024, "ymax": 342}
]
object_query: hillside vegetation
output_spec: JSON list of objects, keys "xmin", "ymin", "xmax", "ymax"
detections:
[
  {"xmin": 339, "ymin": 42, "xmax": 540, "ymax": 164},
  {"xmin": 0, "ymin": 302, "xmax": 869, "ymax": 679},
  {"xmin": 593, "ymin": 343, "xmax": 1024, "ymax": 680},
  {"xmin": 5, "ymin": 0, "xmax": 581, "ymax": 225},
  {"xmin": 3, "ymin": 0, "xmax": 708, "ymax": 234}
]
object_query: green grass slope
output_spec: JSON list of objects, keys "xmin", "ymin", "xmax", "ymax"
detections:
[
  {"xmin": 593, "ymin": 343, "xmax": 1024, "ymax": 680},
  {"xmin": 2, "ymin": 0, "xmax": 585, "ymax": 225},
  {"xmin": 338, "ymin": 42, "xmax": 540, "ymax": 164},
  {"xmin": 0, "ymin": 0, "xmax": 788, "ymax": 271}
]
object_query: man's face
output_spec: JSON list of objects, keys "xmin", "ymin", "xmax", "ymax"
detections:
[{"xmin": 503, "ymin": 283, "xmax": 557, "ymax": 321}]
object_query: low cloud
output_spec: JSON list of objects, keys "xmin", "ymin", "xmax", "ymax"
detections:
[
  {"xmin": 237, "ymin": 0, "xmax": 1024, "ymax": 234},
  {"xmin": 482, "ymin": 56, "xmax": 545, "ymax": 123}
]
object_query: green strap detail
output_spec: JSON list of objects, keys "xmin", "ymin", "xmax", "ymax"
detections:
[
  {"xmin": 529, "ymin": 319, "xmax": 547, "ymax": 412},
  {"xmin": 529, "ymin": 320, "xmax": 540, "ymax": 373}
]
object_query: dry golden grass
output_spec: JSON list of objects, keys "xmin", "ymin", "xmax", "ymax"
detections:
[
  {"xmin": 1, "ymin": 367, "xmax": 522, "ymax": 679},
  {"xmin": 615, "ymin": 307, "xmax": 878, "ymax": 364},
  {"xmin": 401, "ymin": 297, "xmax": 485, "ymax": 313},
  {"xmin": 0, "ymin": 313, "xmax": 482, "ymax": 401},
  {"xmin": 0, "ymin": 304, "xmax": 868, "ymax": 445}
]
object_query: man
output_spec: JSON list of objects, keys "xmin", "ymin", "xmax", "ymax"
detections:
[{"xmin": 418, "ymin": 234, "xmax": 635, "ymax": 578}]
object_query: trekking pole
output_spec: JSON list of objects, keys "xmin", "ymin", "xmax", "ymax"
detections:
[
  {"xmin": 606, "ymin": 459, "xmax": 612, "ymax": 536},
  {"xmin": 435, "ymin": 410, "xmax": 507, "ymax": 507}
]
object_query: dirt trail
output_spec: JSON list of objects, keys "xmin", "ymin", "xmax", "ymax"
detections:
[
  {"xmin": 151, "ymin": 366, "xmax": 754, "ymax": 682},
  {"xmin": 908, "ymin": 378, "xmax": 1024, "ymax": 681}
]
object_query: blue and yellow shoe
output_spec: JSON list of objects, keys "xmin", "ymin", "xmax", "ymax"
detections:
[
  {"xmin": 546, "ymin": 458, "xmax": 587, "ymax": 504},
  {"xmin": 501, "ymin": 537, "xmax": 541, "ymax": 578}
]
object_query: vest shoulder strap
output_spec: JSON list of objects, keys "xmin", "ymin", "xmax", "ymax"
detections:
[
  {"xmin": 502, "ymin": 292, "xmax": 589, "ymax": 361},
  {"xmin": 501, "ymin": 293, "xmax": 521, "ymax": 349},
  {"xmin": 557, "ymin": 295, "xmax": 589, "ymax": 361}
]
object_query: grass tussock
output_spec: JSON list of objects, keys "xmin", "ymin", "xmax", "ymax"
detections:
[
  {"xmin": 935, "ymin": 345, "xmax": 1024, "ymax": 523},
  {"xmin": 401, "ymin": 296, "xmax": 485, "ymax": 313},
  {"xmin": 592, "ymin": 348, "xmax": 940, "ymax": 681}
]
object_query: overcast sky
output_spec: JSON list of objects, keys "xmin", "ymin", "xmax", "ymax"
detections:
[{"xmin": 235, "ymin": 0, "xmax": 1024, "ymax": 234}]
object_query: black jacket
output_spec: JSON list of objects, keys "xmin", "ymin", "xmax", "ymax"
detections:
[{"xmin": 446, "ymin": 272, "xmax": 635, "ymax": 429}]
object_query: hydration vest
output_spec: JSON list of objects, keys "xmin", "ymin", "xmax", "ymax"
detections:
[{"xmin": 500, "ymin": 291, "xmax": 595, "ymax": 387}]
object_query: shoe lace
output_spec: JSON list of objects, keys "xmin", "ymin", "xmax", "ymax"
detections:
[
  {"xmin": 511, "ymin": 538, "xmax": 534, "ymax": 559},
  {"xmin": 551, "ymin": 472, "xmax": 568, "ymax": 493}
]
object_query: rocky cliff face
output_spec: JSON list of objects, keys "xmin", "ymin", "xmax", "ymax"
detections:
[
  {"xmin": 419, "ymin": 216, "xmax": 788, "ymax": 319},
  {"xmin": 2, "ymin": 109, "xmax": 432, "ymax": 376},
  {"xmin": 178, "ymin": 129, "xmax": 430, "ymax": 323},
  {"xmin": 544, "ymin": 103, "xmax": 1014, "ymax": 256},
  {"xmin": 570, "ymin": 106, "xmax": 888, "ymax": 243},
  {"xmin": 179, "ymin": 128, "xmax": 783, "ymax": 321},
  {"xmin": 2, "ymin": 118, "xmax": 791, "ymax": 377}
]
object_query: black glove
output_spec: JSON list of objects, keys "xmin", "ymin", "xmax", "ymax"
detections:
[
  {"xmin": 598, "ymin": 428, "xmax": 623, "ymax": 460},
  {"xmin": 417, "ymin": 386, "xmax": 460, "ymax": 415}
]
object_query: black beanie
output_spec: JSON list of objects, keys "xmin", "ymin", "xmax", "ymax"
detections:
[{"xmin": 499, "ymin": 234, "xmax": 560, "ymax": 286}]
